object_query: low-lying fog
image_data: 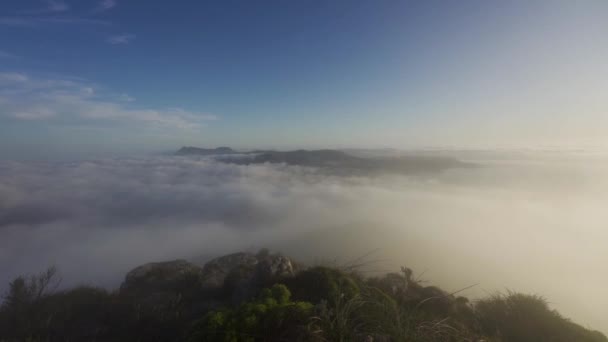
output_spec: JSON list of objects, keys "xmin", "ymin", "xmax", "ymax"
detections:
[{"xmin": 1, "ymin": 150, "xmax": 607, "ymax": 332}]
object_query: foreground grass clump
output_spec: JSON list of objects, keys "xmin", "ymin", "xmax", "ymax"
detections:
[{"xmin": 1, "ymin": 254, "xmax": 606, "ymax": 342}]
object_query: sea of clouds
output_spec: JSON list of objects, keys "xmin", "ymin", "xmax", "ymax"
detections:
[{"xmin": 1, "ymin": 152, "xmax": 607, "ymax": 331}]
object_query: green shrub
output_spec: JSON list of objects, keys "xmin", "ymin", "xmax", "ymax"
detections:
[
  {"xmin": 283, "ymin": 266, "xmax": 361, "ymax": 304},
  {"xmin": 188, "ymin": 284, "xmax": 314, "ymax": 342}
]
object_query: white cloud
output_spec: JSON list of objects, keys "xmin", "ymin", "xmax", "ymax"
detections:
[
  {"xmin": 0, "ymin": 72, "xmax": 216, "ymax": 129},
  {"xmin": 119, "ymin": 93, "xmax": 135, "ymax": 102},
  {"xmin": 46, "ymin": 0, "xmax": 70, "ymax": 12},
  {"xmin": 107, "ymin": 34, "xmax": 136, "ymax": 45},
  {"xmin": 97, "ymin": 0, "xmax": 117, "ymax": 11},
  {"xmin": 0, "ymin": 153, "xmax": 607, "ymax": 332},
  {"xmin": 12, "ymin": 107, "xmax": 56, "ymax": 120},
  {"xmin": 82, "ymin": 87, "xmax": 95, "ymax": 96},
  {"xmin": 0, "ymin": 72, "xmax": 28, "ymax": 83}
]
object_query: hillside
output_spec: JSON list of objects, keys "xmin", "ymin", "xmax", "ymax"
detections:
[{"xmin": 0, "ymin": 250, "xmax": 605, "ymax": 342}]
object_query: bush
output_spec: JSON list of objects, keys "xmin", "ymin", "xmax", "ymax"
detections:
[
  {"xmin": 188, "ymin": 284, "xmax": 314, "ymax": 342},
  {"xmin": 42, "ymin": 286, "xmax": 114, "ymax": 341},
  {"xmin": 0, "ymin": 267, "xmax": 62, "ymax": 341},
  {"xmin": 283, "ymin": 266, "xmax": 361, "ymax": 304},
  {"xmin": 476, "ymin": 291, "xmax": 607, "ymax": 342}
]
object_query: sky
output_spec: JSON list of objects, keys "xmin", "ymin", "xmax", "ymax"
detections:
[{"xmin": 1, "ymin": 0, "xmax": 607, "ymax": 158}]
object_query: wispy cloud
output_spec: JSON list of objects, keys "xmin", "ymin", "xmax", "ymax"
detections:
[
  {"xmin": 1, "ymin": 1, "xmax": 119, "ymax": 46},
  {"xmin": 96, "ymin": 0, "xmax": 117, "ymax": 12},
  {"xmin": 0, "ymin": 17, "xmax": 39, "ymax": 27},
  {"xmin": 0, "ymin": 51, "xmax": 18, "ymax": 59},
  {"xmin": 107, "ymin": 33, "xmax": 135, "ymax": 45},
  {"xmin": 119, "ymin": 93, "xmax": 135, "ymax": 102},
  {"xmin": 17, "ymin": 0, "xmax": 70, "ymax": 15},
  {"xmin": 3, "ymin": 0, "xmax": 112, "ymax": 28},
  {"xmin": 0, "ymin": 72, "xmax": 29, "ymax": 82},
  {"xmin": 45, "ymin": 0, "xmax": 70, "ymax": 12},
  {"xmin": 0, "ymin": 72, "xmax": 216, "ymax": 129},
  {"xmin": 0, "ymin": 16, "xmax": 110, "ymax": 27}
]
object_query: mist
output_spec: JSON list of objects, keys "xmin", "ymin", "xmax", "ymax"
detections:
[{"xmin": 0, "ymin": 150, "xmax": 607, "ymax": 332}]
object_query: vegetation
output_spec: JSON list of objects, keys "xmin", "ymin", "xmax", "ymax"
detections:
[
  {"xmin": 475, "ymin": 291, "xmax": 608, "ymax": 342},
  {"xmin": 0, "ymin": 256, "xmax": 605, "ymax": 342},
  {"xmin": 189, "ymin": 284, "xmax": 313, "ymax": 342}
]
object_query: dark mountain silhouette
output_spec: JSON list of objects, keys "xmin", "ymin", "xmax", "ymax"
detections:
[
  {"xmin": 176, "ymin": 146, "xmax": 237, "ymax": 155},
  {"xmin": 176, "ymin": 147, "xmax": 474, "ymax": 174}
]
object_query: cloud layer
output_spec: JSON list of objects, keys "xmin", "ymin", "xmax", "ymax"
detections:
[
  {"xmin": 0, "ymin": 156, "xmax": 372, "ymax": 288},
  {"xmin": 1, "ymin": 152, "xmax": 608, "ymax": 331}
]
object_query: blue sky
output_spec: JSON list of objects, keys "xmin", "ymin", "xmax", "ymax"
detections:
[{"xmin": 1, "ymin": 0, "xmax": 607, "ymax": 158}]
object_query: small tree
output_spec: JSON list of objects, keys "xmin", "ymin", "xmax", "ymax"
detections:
[{"xmin": 0, "ymin": 266, "xmax": 61, "ymax": 340}]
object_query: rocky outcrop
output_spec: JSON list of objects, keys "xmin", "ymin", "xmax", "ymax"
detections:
[
  {"xmin": 121, "ymin": 259, "xmax": 204, "ymax": 293},
  {"xmin": 257, "ymin": 254, "xmax": 296, "ymax": 279},
  {"xmin": 119, "ymin": 259, "xmax": 209, "ymax": 315},
  {"xmin": 200, "ymin": 252, "xmax": 295, "ymax": 286},
  {"xmin": 199, "ymin": 252, "xmax": 260, "ymax": 288},
  {"xmin": 120, "ymin": 251, "xmax": 298, "ymax": 306},
  {"xmin": 201, "ymin": 252, "xmax": 296, "ymax": 303}
]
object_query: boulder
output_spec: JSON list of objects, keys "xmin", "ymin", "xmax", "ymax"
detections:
[
  {"xmin": 200, "ymin": 251, "xmax": 296, "ymax": 288},
  {"xmin": 200, "ymin": 252, "xmax": 259, "ymax": 288},
  {"xmin": 201, "ymin": 251, "xmax": 297, "ymax": 303},
  {"xmin": 257, "ymin": 254, "xmax": 295, "ymax": 279},
  {"xmin": 121, "ymin": 259, "xmax": 204, "ymax": 293}
]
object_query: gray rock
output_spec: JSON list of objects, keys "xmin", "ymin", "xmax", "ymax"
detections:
[
  {"xmin": 121, "ymin": 259, "xmax": 204, "ymax": 293},
  {"xmin": 201, "ymin": 251, "xmax": 297, "ymax": 303},
  {"xmin": 200, "ymin": 252, "xmax": 260, "ymax": 288},
  {"xmin": 257, "ymin": 254, "xmax": 295, "ymax": 280},
  {"xmin": 199, "ymin": 252, "xmax": 296, "ymax": 288},
  {"xmin": 120, "ymin": 251, "xmax": 298, "ymax": 307}
]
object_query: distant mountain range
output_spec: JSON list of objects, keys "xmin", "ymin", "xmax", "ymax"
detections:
[
  {"xmin": 175, "ymin": 146, "xmax": 474, "ymax": 174},
  {"xmin": 176, "ymin": 146, "xmax": 237, "ymax": 155}
]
